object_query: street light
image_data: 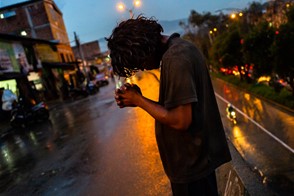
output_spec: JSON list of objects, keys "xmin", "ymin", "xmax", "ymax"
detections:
[
  {"xmin": 116, "ymin": 0, "xmax": 142, "ymax": 18},
  {"xmin": 230, "ymin": 12, "xmax": 243, "ymax": 19},
  {"xmin": 230, "ymin": 13, "xmax": 237, "ymax": 19}
]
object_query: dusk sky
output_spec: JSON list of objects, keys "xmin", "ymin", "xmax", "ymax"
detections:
[{"xmin": 1, "ymin": 0, "xmax": 266, "ymax": 51}]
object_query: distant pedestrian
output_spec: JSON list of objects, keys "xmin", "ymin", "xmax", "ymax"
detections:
[
  {"xmin": 1, "ymin": 88, "xmax": 17, "ymax": 111},
  {"xmin": 17, "ymin": 53, "xmax": 29, "ymax": 75},
  {"xmin": 76, "ymin": 69, "xmax": 85, "ymax": 85},
  {"xmin": 107, "ymin": 16, "xmax": 231, "ymax": 196}
]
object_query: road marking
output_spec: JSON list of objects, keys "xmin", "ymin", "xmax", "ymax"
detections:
[{"xmin": 215, "ymin": 92, "xmax": 294, "ymax": 154}]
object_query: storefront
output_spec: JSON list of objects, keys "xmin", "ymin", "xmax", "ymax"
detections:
[
  {"xmin": 1, "ymin": 33, "xmax": 79, "ymax": 102},
  {"xmin": 0, "ymin": 35, "xmax": 40, "ymax": 108},
  {"xmin": 0, "ymin": 72, "xmax": 36, "ymax": 121},
  {"xmin": 41, "ymin": 62, "xmax": 77, "ymax": 100}
]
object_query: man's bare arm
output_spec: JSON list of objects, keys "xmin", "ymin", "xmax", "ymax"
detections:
[{"xmin": 115, "ymin": 84, "xmax": 192, "ymax": 131}]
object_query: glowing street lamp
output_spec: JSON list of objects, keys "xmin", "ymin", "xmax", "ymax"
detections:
[
  {"xmin": 116, "ymin": 0, "xmax": 142, "ymax": 18},
  {"xmin": 134, "ymin": 0, "xmax": 141, "ymax": 7},
  {"xmin": 230, "ymin": 13, "xmax": 237, "ymax": 19},
  {"xmin": 230, "ymin": 12, "xmax": 243, "ymax": 20},
  {"xmin": 117, "ymin": 3, "xmax": 125, "ymax": 11}
]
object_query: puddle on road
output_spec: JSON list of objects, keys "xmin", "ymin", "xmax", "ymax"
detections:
[
  {"xmin": 0, "ymin": 91, "xmax": 116, "ymax": 193},
  {"xmin": 0, "ymin": 120, "xmax": 65, "ymax": 192}
]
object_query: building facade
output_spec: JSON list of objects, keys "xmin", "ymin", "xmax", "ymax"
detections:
[
  {"xmin": 0, "ymin": 0, "xmax": 83, "ymax": 106},
  {"xmin": 1, "ymin": 32, "xmax": 78, "ymax": 99},
  {"xmin": 72, "ymin": 40, "xmax": 101, "ymax": 66},
  {"xmin": 0, "ymin": 0, "xmax": 74, "ymax": 63}
]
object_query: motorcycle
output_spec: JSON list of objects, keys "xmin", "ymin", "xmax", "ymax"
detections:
[
  {"xmin": 10, "ymin": 98, "xmax": 50, "ymax": 128},
  {"xmin": 226, "ymin": 104, "xmax": 237, "ymax": 125},
  {"xmin": 86, "ymin": 80, "xmax": 99, "ymax": 95}
]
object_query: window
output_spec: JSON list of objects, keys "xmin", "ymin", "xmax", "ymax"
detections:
[
  {"xmin": 60, "ymin": 53, "xmax": 65, "ymax": 62},
  {"xmin": 0, "ymin": 11, "xmax": 16, "ymax": 19}
]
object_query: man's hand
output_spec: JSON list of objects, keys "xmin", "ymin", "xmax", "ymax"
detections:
[
  {"xmin": 115, "ymin": 83, "xmax": 192, "ymax": 131},
  {"xmin": 115, "ymin": 83, "xmax": 142, "ymax": 108}
]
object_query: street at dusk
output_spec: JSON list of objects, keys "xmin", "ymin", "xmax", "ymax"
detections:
[
  {"xmin": 0, "ymin": 70, "xmax": 293, "ymax": 195},
  {"xmin": 1, "ymin": 0, "xmax": 294, "ymax": 195},
  {"xmin": 0, "ymin": 71, "xmax": 171, "ymax": 195}
]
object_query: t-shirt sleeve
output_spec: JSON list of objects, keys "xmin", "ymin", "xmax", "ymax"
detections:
[{"xmin": 163, "ymin": 57, "xmax": 198, "ymax": 108}]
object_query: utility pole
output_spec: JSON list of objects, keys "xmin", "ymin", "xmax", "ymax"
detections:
[{"xmin": 74, "ymin": 32, "xmax": 88, "ymax": 81}]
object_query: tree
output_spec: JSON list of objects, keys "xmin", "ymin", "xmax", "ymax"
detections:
[
  {"xmin": 272, "ymin": 6, "xmax": 294, "ymax": 95},
  {"xmin": 209, "ymin": 23, "xmax": 244, "ymax": 78},
  {"xmin": 246, "ymin": 1, "xmax": 264, "ymax": 25},
  {"xmin": 242, "ymin": 22, "xmax": 275, "ymax": 80},
  {"xmin": 188, "ymin": 10, "xmax": 205, "ymax": 27},
  {"xmin": 181, "ymin": 10, "xmax": 224, "ymax": 61}
]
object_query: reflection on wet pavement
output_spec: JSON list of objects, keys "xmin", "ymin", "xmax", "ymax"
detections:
[
  {"xmin": 213, "ymin": 78, "xmax": 294, "ymax": 195},
  {"xmin": 0, "ymin": 121, "xmax": 56, "ymax": 192},
  {"xmin": 0, "ymin": 71, "xmax": 171, "ymax": 195}
]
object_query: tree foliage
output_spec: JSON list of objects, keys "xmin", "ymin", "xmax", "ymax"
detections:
[
  {"xmin": 181, "ymin": 1, "xmax": 293, "ymax": 94},
  {"xmin": 245, "ymin": 1, "xmax": 264, "ymax": 25},
  {"xmin": 242, "ymin": 22, "xmax": 275, "ymax": 78},
  {"xmin": 272, "ymin": 6, "xmax": 294, "ymax": 95}
]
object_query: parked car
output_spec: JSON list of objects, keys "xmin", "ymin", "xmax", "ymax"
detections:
[{"xmin": 95, "ymin": 73, "xmax": 109, "ymax": 87}]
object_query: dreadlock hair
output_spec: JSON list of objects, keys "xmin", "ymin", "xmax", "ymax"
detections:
[{"xmin": 106, "ymin": 15, "xmax": 163, "ymax": 77}]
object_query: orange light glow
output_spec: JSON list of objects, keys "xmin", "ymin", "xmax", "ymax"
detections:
[
  {"xmin": 117, "ymin": 2, "xmax": 126, "ymax": 12},
  {"xmin": 133, "ymin": 0, "xmax": 141, "ymax": 8},
  {"xmin": 231, "ymin": 13, "xmax": 236, "ymax": 19}
]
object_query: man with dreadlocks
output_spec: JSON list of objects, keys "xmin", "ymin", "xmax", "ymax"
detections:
[{"xmin": 106, "ymin": 16, "xmax": 231, "ymax": 196}]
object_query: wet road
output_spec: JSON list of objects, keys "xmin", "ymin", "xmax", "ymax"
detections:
[
  {"xmin": 0, "ymin": 70, "xmax": 293, "ymax": 195},
  {"xmin": 0, "ymin": 71, "xmax": 171, "ymax": 196},
  {"xmin": 212, "ymin": 78, "xmax": 294, "ymax": 195}
]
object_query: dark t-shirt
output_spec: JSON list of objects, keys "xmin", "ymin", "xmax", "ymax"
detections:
[{"xmin": 155, "ymin": 35, "xmax": 231, "ymax": 183}]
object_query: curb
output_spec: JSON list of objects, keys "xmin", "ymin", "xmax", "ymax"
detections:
[{"xmin": 212, "ymin": 77, "xmax": 294, "ymax": 115}]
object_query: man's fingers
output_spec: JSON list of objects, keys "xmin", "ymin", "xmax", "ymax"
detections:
[
  {"xmin": 124, "ymin": 83, "xmax": 132, "ymax": 87},
  {"xmin": 116, "ymin": 99, "xmax": 124, "ymax": 107}
]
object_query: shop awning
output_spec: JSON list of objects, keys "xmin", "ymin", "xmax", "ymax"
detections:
[
  {"xmin": 0, "ymin": 72, "xmax": 25, "ymax": 81},
  {"xmin": 42, "ymin": 62, "xmax": 77, "ymax": 70}
]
